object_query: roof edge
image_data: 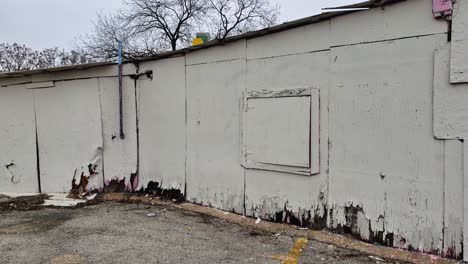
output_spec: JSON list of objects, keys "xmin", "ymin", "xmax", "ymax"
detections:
[
  {"xmin": 133, "ymin": 10, "xmax": 356, "ymax": 63},
  {"xmin": 323, "ymin": 0, "xmax": 406, "ymax": 10},
  {"xmin": 0, "ymin": 61, "xmax": 117, "ymax": 79},
  {"xmin": 0, "ymin": 0, "xmax": 408, "ymax": 79}
]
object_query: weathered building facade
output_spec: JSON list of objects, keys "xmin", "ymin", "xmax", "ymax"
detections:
[{"xmin": 1, "ymin": 0, "xmax": 468, "ymax": 260}]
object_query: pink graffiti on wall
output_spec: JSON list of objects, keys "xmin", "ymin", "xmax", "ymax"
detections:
[{"xmin": 433, "ymin": 0, "xmax": 452, "ymax": 19}]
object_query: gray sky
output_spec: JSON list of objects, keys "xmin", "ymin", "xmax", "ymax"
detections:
[{"xmin": 0, "ymin": 0, "xmax": 359, "ymax": 50}]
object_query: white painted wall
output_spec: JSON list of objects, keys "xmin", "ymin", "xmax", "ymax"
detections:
[
  {"xmin": 329, "ymin": 34, "xmax": 447, "ymax": 253},
  {"xmin": 0, "ymin": 86, "xmax": 38, "ymax": 193},
  {"xmin": 444, "ymin": 140, "xmax": 463, "ymax": 258},
  {"xmin": 245, "ymin": 96, "xmax": 311, "ymax": 168},
  {"xmin": 450, "ymin": 0, "xmax": 468, "ymax": 83},
  {"xmin": 330, "ymin": 0, "xmax": 446, "ymax": 46},
  {"xmin": 138, "ymin": 57, "xmax": 186, "ymax": 191},
  {"xmin": 434, "ymin": 42, "xmax": 468, "ymax": 260},
  {"xmin": 34, "ymin": 79, "xmax": 104, "ymax": 193},
  {"xmin": 463, "ymin": 143, "xmax": 468, "ymax": 262},
  {"xmin": 434, "ymin": 43, "xmax": 468, "ymax": 139},
  {"xmin": 1, "ymin": 0, "xmax": 464, "ymax": 259},
  {"xmin": 246, "ymin": 21, "xmax": 330, "ymax": 60},
  {"xmin": 98, "ymin": 77, "xmax": 138, "ymax": 188},
  {"xmin": 0, "ymin": 64, "xmax": 136, "ymax": 87},
  {"xmin": 186, "ymin": 54, "xmax": 246, "ymax": 213},
  {"xmin": 244, "ymin": 42, "xmax": 330, "ymax": 224}
]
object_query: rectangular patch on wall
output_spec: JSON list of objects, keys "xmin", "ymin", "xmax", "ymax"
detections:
[
  {"xmin": 242, "ymin": 88, "xmax": 320, "ymax": 175},
  {"xmin": 246, "ymin": 96, "xmax": 311, "ymax": 167},
  {"xmin": 450, "ymin": 0, "xmax": 468, "ymax": 83}
]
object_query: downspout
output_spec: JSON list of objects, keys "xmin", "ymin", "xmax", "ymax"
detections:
[{"xmin": 118, "ymin": 41, "xmax": 125, "ymax": 139}]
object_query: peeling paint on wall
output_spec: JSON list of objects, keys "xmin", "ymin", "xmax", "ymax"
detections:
[
  {"xmin": 329, "ymin": 34, "xmax": 447, "ymax": 256},
  {"xmin": 186, "ymin": 53, "xmax": 246, "ymax": 214},
  {"xmin": 140, "ymin": 181, "xmax": 184, "ymax": 201},
  {"xmin": 330, "ymin": 204, "xmax": 395, "ymax": 247},
  {"xmin": 266, "ymin": 202, "xmax": 326, "ymax": 229},
  {"xmin": 98, "ymin": 77, "xmax": 138, "ymax": 190},
  {"xmin": 138, "ymin": 58, "xmax": 186, "ymax": 192},
  {"xmin": 68, "ymin": 149, "xmax": 103, "ymax": 198},
  {"xmin": 34, "ymin": 79, "xmax": 104, "ymax": 193},
  {"xmin": 244, "ymin": 33, "xmax": 330, "ymax": 231}
]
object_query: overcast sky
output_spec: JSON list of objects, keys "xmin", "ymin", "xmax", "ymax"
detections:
[{"xmin": 0, "ymin": 0, "xmax": 359, "ymax": 50}]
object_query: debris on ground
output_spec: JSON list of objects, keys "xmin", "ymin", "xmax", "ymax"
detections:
[
  {"xmin": 0, "ymin": 193, "xmax": 49, "ymax": 210},
  {"xmin": 86, "ymin": 194, "xmax": 97, "ymax": 201},
  {"xmin": 50, "ymin": 253, "xmax": 85, "ymax": 264},
  {"xmin": 0, "ymin": 193, "xmax": 90, "ymax": 210},
  {"xmin": 255, "ymin": 218, "xmax": 261, "ymax": 224},
  {"xmin": 42, "ymin": 194, "xmax": 87, "ymax": 207},
  {"xmin": 147, "ymin": 213, "xmax": 156, "ymax": 217},
  {"xmin": 369, "ymin": 255, "xmax": 386, "ymax": 262}
]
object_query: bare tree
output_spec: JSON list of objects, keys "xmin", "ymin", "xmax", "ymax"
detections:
[
  {"xmin": 120, "ymin": 0, "xmax": 207, "ymax": 51},
  {"xmin": 80, "ymin": 13, "xmax": 127, "ymax": 60},
  {"xmin": 0, "ymin": 43, "xmax": 95, "ymax": 73},
  {"xmin": 79, "ymin": 0, "xmax": 207, "ymax": 60},
  {"xmin": 36, "ymin": 48, "xmax": 60, "ymax": 69},
  {"xmin": 208, "ymin": 0, "xmax": 279, "ymax": 39},
  {"xmin": 58, "ymin": 48, "xmax": 95, "ymax": 66},
  {"xmin": 78, "ymin": 0, "xmax": 280, "ymax": 60},
  {"xmin": 0, "ymin": 43, "xmax": 38, "ymax": 72},
  {"xmin": 78, "ymin": 12, "xmax": 160, "ymax": 60}
]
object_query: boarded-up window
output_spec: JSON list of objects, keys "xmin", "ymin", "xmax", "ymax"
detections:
[{"xmin": 242, "ymin": 88, "xmax": 320, "ymax": 175}]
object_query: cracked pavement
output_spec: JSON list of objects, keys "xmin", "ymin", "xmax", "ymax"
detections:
[{"xmin": 0, "ymin": 202, "xmax": 408, "ymax": 264}]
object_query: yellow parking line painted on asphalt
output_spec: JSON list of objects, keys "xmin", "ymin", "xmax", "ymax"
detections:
[{"xmin": 272, "ymin": 237, "xmax": 308, "ymax": 264}]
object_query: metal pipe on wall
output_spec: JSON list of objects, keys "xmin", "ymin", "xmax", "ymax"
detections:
[{"xmin": 118, "ymin": 41, "xmax": 125, "ymax": 139}]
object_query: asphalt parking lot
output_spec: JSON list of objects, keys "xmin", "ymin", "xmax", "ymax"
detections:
[{"xmin": 0, "ymin": 202, "xmax": 400, "ymax": 264}]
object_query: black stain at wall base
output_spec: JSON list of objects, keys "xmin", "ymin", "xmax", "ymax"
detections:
[
  {"xmin": 328, "ymin": 205, "xmax": 455, "ymax": 259},
  {"xmin": 138, "ymin": 181, "xmax": 184, "ymax": 202},
  {"xmin": 104, "ymin": 178, "xmax": 127, "ymax": 193},
  {"xmin": 273, "ymin": 206, "xmax": 327, "ymax": 229}
]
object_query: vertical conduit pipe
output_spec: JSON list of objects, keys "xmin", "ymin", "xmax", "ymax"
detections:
[{"xmin": 118, "ymin": 41, "xmax": 125, "ymax": 139}]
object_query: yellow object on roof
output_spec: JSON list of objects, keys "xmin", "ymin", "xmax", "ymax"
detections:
[{"xmin": 192, "ymin": 38, "xmax": 204, "ymax": 46}]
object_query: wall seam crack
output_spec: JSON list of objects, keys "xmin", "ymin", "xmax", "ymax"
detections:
[
  {"xmin": 97, "ymin": 78, "xmax": 106, "ymax": 185},
  {"xmin": 186, "ymin": 57, "xmax": 245, "ymax": 67},
  {"xmin": 32, "ymin": 90, "xmax": 41, "ymax": 193},
  {"xmin": 247, "ymin": 48, "xmax": 331, "ymax": 61},
  {"xmin": 330, "ymin": 32, "xmax": 448, "ymax": 49}
]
